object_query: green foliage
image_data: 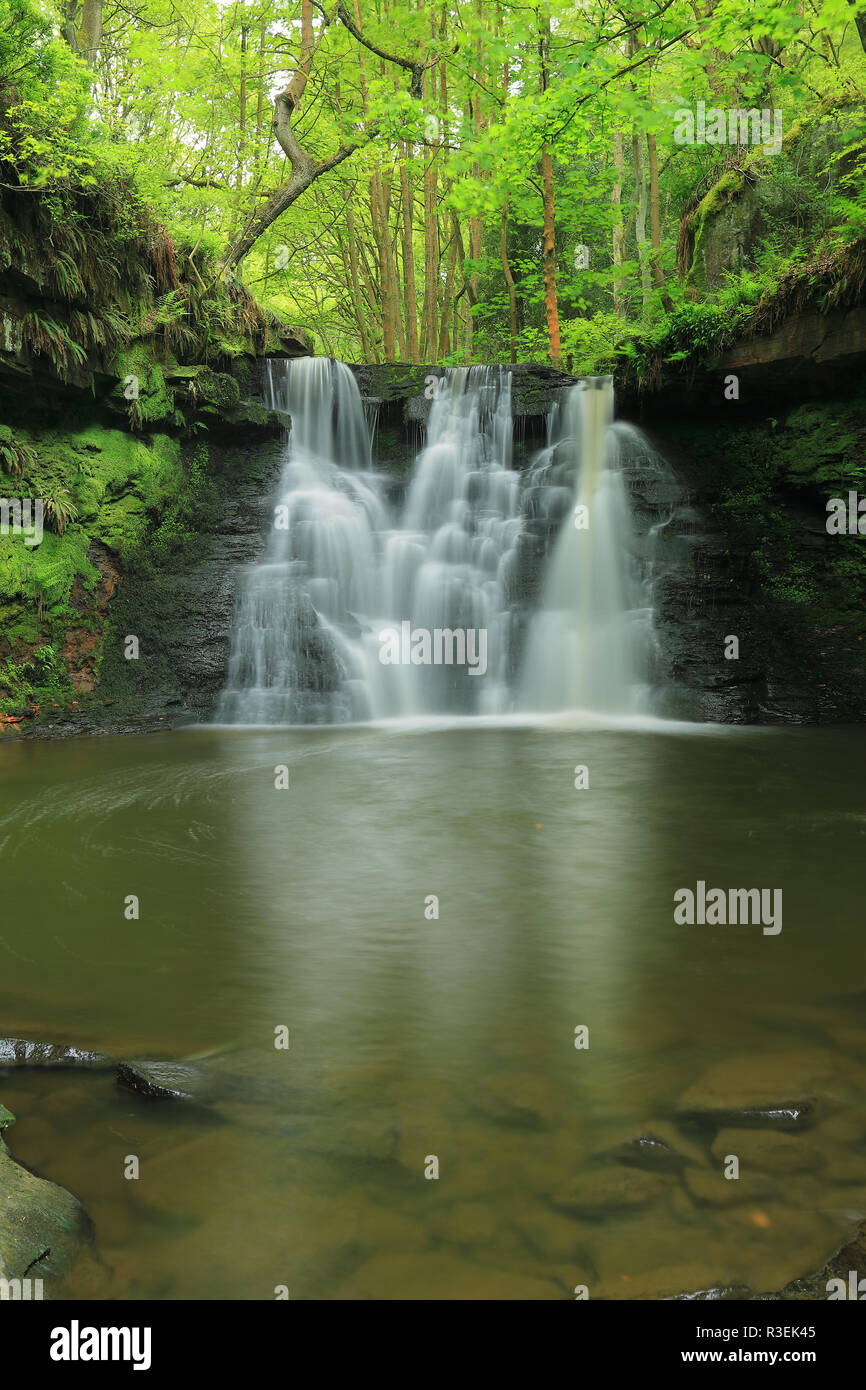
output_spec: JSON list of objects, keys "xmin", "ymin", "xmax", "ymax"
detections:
[
  {"xmin": 42, "ymin": 487, "xmax": 78, "ymax": 535},
  {"xmin": 0, "ymin": 643, "xmax": 73, "ymax": 714},
  {"xmin": 146, "ymin": 441, "xmax": 211, "ymax": 565},
  {"xmin": 2, "ymin": 0, "xmax": 865, "ymax": 367},
  {"xmin": 0, "ymin": 425, "xmax": 36, "ymax": 476}
]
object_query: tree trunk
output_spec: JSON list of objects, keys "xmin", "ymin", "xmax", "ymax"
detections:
[
  {"xmin": 632, "ymin": 126, "xmax": 651, "ymax": 315},
  {"xmin": 221, "ymin": 0, "xmax": 449, "ymax": 274},
  {"xmin": 421, "ymin": 72, "xmax": 440, "ymax": 359},
  {"xmin": 230, "ymin": 25, "xmax": 248, "ymax": 239},
  {"xmin": 345, "ymin": 205, "xmax": 374, "ymax": 359},
  {"xmin": 500, "ymin": 204, "xmax": 518, "ymax": 363},
  {"xmin": 80, "ymin": 0, "xmax": 103, "ymax": 65},
  {"xmin": 611, "ymin": 127, "xmax": 626, "ymax": 317},
  {"xmin": 61, "ymin": 0, "xmax": 103, "ymax": 66},
  {"xmin": 538, "ymin": 15, "xmax": 561, "ymax": 369},
  {"xmin": 647, "ymin": 130, "xmax": 673, "ymax": 312},
  {"xmin": 437, "ymin": 231, "xmax": 460, "ymax": 357},
  {"xmin": 400, "ymin": 143, "xmax": 420, "ymax": 361}
]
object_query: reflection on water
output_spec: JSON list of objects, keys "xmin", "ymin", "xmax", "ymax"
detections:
[{"xmin": 0, "ymin": 725, "xmax": 865, "ymax": 1298}]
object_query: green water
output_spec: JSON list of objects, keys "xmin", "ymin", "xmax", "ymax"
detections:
[{"xmin": 1, "ymin": 722, "xmax": 865, "ymax": 1299}]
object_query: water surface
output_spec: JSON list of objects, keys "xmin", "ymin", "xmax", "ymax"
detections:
[{"xmin": 1, "ymin": 723, "xmax": 865, "ymax": 1299}]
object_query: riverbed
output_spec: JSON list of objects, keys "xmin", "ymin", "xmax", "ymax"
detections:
[{"xmin": 1, "ymin": 722, "xmax": 864, "ymax": 1298}]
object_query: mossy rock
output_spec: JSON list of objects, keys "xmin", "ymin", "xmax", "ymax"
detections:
[
  {"xmin": 684, "ymin": 106, "xmax": 860, "ymax": 292},
  {"xmin": 0, "ymin": 1145, "xmax": 90, "ymax": 1292},
  {"xmin": 104, "ymin": 345, "xmax": 177, "ymax": 425}
]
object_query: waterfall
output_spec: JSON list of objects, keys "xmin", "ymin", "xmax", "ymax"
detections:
[
  {"xmin": 519, "ymin": 377, "xmax": 655, "ymax": 715},
  {"xmin": 216, "ymin": 358, "xmax": 661, "ymax": 725}
]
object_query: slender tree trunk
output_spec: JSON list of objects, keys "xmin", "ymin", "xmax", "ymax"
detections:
[
  {"xmin": 421, "ymin": 70, "xmax": 440, "ymax": 359},
  {"xmin": 400, "ymin": 143, "xmax": 420, "ymax": 361},
  {"xmin": 465, "ymin": 0, "xmax": 485, "ymax": 355},
  {"xmin": 344, "ymin": 205, "xmax": 373, "ymax": 359},
  {"xmin": 498, "ymin": 41, "xmax": 517, "ymax": 362},
  {"xmin": 449, "ymin": 213, "xmax": 473, "ymax": 353},
  {"xmin": 222, "ymin": 0, "xmax": 448, "ymax": 274},
  {"xmin": 538, "ymin": 15, "xmax": 561, "ymax": 369},
  {"xmin": 647, "ymin": 130, "xmax": 673, "ymax": 312},
  {"xmin": 253, "ymin": 15, "xmax": 267, "ymax": 181},
  {"xmin": 612, "ymin": 127, "xmax": 626, "ymax": 317},
  {"xmin": 230, "ymin": 25, "xmax": 248, "ymax": 238},
  {"xmin": 381, "ymin": 159, "xmax": 407, "ymax": 359},
  {"xmin": 850, "ymin": 3, "xmax": 866, "ymax": 54},
  {"xmin": 632, "ymin": 126, "xmax": 651, "ymax": 315},
  {"xmin": 437, "ymin": 232, "xmax": 459, "ymax": 357},
  {"xmin": 500, "ymin": 204, "xmax": 517, "ymax": 363},
  {"xmin": 353, "ymin": 1, "xmax": 399, "ymax": 359}
]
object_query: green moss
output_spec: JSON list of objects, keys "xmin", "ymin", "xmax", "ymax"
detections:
[
  {"xmin": 774, "ymin": 402, "xmax": 865, "ymax": 491},
  {"xmin": 106, "ymin": 344, "xmax": 177, "ymax": 427},
  {"xmin": 0, "ymin": 527, "xmax": 97, "ymax": 608},
  {"xmin": 686, "ymin": 172, "xmax": 747, "ymax": 291}
]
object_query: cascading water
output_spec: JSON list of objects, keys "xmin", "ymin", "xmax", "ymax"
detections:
[
  {"xmin": 217, "ymin": 359, "xmax": 522, "ymax": 723},
  {"xmin": 217, "ymin": 357, "xmax": 662, "ymax": 725},
  {"xmin": 519, "ymin": 378, "xmax": 656, "ymax": 714}
]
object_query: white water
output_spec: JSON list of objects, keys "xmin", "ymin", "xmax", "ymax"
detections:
[
  {"xmin": 519, "ymin": 378, "xmax": 654, "ymax": 714},
  {"xmin": 217, "ymin": 358, "xmax": 659, "ymax": 725}
]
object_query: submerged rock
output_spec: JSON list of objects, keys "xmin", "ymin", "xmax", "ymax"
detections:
[
  {"xmin": 0, "ymin": 1113, "xmax": 90, "ymax": 1295},
  {"xmin": 116, "ymin": 1060, "xmax": 205, "ymax": 1102},
  {"xmin": 598, "ymin": 1133, "xmax": 692, "ymax": 1173},
  {"xmin": 0, "ymin": 1038, "xmax": 111, "ymax": 1069},
  {"xmin": 680, "ymin": 1101, "xmax": 817, "ymax": 1130},
  {"xmin": 553, "ymin": 1168, "xmax": 669, "ymax": 1217},
  {"xmin": 675, "ymin": 1051, "xmax": 845, "ymax": 1130},
  {"xmin": 114, "ymin": 1051, "xmax": 315, "ymax": 1118},
  {"xmin": 683, "ymin": 1166, "xmax": 776, "ymax": 1207},
  {"xmin": 710, "ymin": 1128, "xmax": 826, "ymax": 1175}
]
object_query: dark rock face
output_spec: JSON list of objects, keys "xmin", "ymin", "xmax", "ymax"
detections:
[
  {"xmin": 25, "ymin": 428, "xmax": 288, "ymax": 737},
  {"xmin": 346, "ymin": 362, "xmax": 578, "ymax": 472},
  {"xmin": 638, "ymin": 400, "xmax": 866, "ymax": 724},
  {"xmin": 619, "ymin": 307, "xmax": 866, "ymax": 419}
]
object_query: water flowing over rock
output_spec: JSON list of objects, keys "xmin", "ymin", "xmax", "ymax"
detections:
[
  {"xmin": 518, "ymin": 378, "xmax": 659, "ymax": 714},
  {"xmin": 218, "ymin": 357, "xmax": 671, "ymax": 724}
]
